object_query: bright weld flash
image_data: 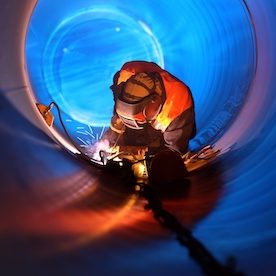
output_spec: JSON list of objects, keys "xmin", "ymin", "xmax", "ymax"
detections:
[{"xmin": 88, "ymin": 139, "xmax": 111, "ymax": 161}]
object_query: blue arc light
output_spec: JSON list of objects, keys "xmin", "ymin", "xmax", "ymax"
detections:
[
  {"xmin": 42, "ymin": 7, "xmax": 164, "ymax": 126},
  {"xmin": 26, "ymin": 0, "xmax": 256, "ymax": 150},
  {"xmin": 1, "ymin": 1, "xmax": 274, "ymax": 274}
]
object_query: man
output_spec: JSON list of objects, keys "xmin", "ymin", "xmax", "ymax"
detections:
[{"xmin": 94, "ymin": 60, "xmax": 196, "ymax": 159}]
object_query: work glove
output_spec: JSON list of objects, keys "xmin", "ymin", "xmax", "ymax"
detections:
[{"xmin": 110, "ymin": 114, "xmax": 125, "ymax": 134}]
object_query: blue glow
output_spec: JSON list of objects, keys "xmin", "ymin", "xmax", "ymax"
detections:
[
  {"xmin": 2, "ymin": 0, "xmax": 276, "ymax": 274},
  {"xmin": 42, "ymin": 7, "xmax": 164, "ymax": 126},
  {"xmin": 26, "ymin": 0, "xmax": 256, "ymax": 150}
]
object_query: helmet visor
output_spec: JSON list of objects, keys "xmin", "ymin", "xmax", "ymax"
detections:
[
  {"xmin": 117, "ymin": 114, "xmax": 146, "ymax": 130},
  {"xmin": 115, "ymin": 96, "xmax": 155, "ymax": 129}
]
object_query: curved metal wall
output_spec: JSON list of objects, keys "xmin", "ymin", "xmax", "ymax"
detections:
[{"xmin": 0, "ymin": 0, "xmax": 275, "ymax": 275}]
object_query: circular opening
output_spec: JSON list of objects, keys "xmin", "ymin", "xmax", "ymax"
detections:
[{"xmin": 26, "ymin": 0, "xmax": 256, "ymax": 152}]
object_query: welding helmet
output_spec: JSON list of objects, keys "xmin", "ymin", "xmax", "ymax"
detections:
[{"xmin": 115, "ymin": 72, "xmax": 165, "ymax": 130}]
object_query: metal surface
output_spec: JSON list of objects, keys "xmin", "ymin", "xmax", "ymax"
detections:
[{"xmin": 0, "ymin": 1, "xmax": 276, "ymax": 275}]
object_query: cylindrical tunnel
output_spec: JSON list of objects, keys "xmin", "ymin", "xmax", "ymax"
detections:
[{"xmin": 0, "ymin": 0, "xmax": 275, "ymax": 275}]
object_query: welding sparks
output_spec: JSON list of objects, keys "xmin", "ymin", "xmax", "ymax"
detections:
[
  {"xmin": 87, "ymin": 139, "xmax": 111, "ymax": 161},
  {"xmin": 75, "ymin": 125, "xmax": 109, "ymax": 160}
]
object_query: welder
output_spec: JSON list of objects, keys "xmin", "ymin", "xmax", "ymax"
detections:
[{"xmin": 97, "ymin": 60, "xmax": 196, "ymax": 156}]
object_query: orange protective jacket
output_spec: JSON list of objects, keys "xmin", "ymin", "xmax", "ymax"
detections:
[
  {"xmin": 116, "ymin": 61, "xmax": 194, "ymax": 132},
  {"xmin": 109, "ymin": 61, "xmax": 196, "ymax": 153}
]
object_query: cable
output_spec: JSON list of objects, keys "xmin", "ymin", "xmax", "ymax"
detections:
[
  {"xmin": 40, "ymin": 102, "xmax": 243, "ymax": 275},
  {"xmin": 136, "ymin": 181, "xmax": 244, "ymax": 276},
  {"xmin": 44, "ymin": 101, "xmax": 106, "ymax": 166}
]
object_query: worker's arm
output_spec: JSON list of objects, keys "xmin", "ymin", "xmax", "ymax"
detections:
[{"xmin": 162, "ymin": 107, "xmax": 196, "ymax": 154}]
